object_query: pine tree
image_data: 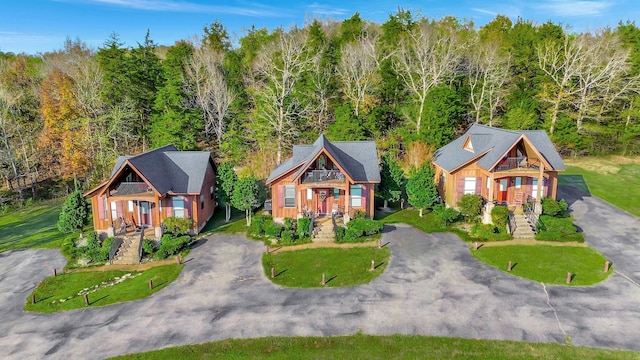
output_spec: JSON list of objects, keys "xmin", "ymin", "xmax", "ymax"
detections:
[{"xmin": 57, "ymin": 184, "xmax": 90, "ymax": 233}]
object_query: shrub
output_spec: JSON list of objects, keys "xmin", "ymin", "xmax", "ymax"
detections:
[
  {"xmin": 61, "ymin": 235, "xmax": 79, "ymax": 261},
  {"xmin": 25, "ymin": 197, "xmax": 35, "ymax": 207},
  {"xmin": 162, "ymin": 216, "xmax": 193, "ymax": 236},
  {"xmin": 470, "ymin": 223, "xmax": 512, "ymax": 241},
  {"xmin": 432, "ymin": 204, "xmax": 460, "ymax": 226},
  {"xmin": 265, "ymin": 224, "xmax": 284, "ymax": 238},
  {"xmin": 158, "ymin": 234, "xmax": 192, "ymax": 259},
  {"xmin": 352, "ymin": 210, "xmax": 367, "ymax": 220},
  {"xmin": 535, "ymin": 215, "xmax": 584, "ymax": 242},
  {"xmin": 99, "ymin": 237, "xmax": 116, "ymax": 262},
  {"xmin": 490, "ymin": 205, "xmax": 510, "ymax": 230},
  {"xmin": 283, "ymin": 217, "xmax": 295, "ymax": 231},
  {"xmin": 297, "ymin": 217, "xmax": 311, "ymax": 238},
  {"xmin": 542, "ymin": 198, "xmax": 568, "ymax": 217},
  {"xmin": 335, "ymin": 226, "xmax": 346, "ymax": 242},
  {"xmin": 142, "ymin": 239, "xmax": 156, "ymax": 256},
  {"xmin": 347, "ymin": 219, "xmax": 383, "ymax": 236},
  {"xmin": 280, "ymin": 230, "xmax": 295, "ymax": 245},
  {"xmin": 250, "ymin": 215, "xmax": 270, "ymax": 236},
  {"xmin": 0, "ymin": 203, "xmax": 9, "ymax": 214},
  {"xmin": 457, "ymin": 194, "xmax": 483, "ymax": 223}
]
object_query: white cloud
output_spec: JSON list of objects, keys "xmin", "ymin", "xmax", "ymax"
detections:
[
  {"xmin": 535, "ymin": 0, "xmax": 611, "ymax": 17},
  {"xmin": 59, "ymin": 0, "xmax": 286, "ymax": 17},
  {"xmin": 307, "ymin": 3, "xmax": 349, "ymax": 16}
]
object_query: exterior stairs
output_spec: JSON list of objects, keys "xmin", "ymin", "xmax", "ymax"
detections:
[
  {"xmin": 111, "ymin": 233, "xmax": 142, "ymax": 265},
  {"xmin": 312, "ymin": 217, "xmax": 335, "ymax": 242},
  {"xmin": 512, "ymin": 213, "xmax": 536, "ymax": 239}
]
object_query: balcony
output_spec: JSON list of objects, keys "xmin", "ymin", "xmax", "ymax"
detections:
[
  {"xmin": 496, "ymin": 157, "xmax": 531, "ymax": 171},
  {"xmin": 301, "ymin": 170, "xmax": 345, "ymax": 184}
]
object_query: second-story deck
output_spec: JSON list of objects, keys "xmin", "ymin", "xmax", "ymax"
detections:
[
  {"xmin": 495, "ymin": 157, "xmax": 542, "ymax": 172},
  {"xmin": 301, "ymin": 170, "xmax": 346, "ymax": 184}
]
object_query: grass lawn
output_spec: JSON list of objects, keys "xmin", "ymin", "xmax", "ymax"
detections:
[
  {"xmin": 25, "ymin": 264, "xmax": 183, "ymax": 312},
  {"xmin": 199, "ymin": 206, "xmax": 249, "ymax": 235},
  {"xmin": 0, "ymin": 199, "xmax": 72, "ymax": 252},
  {"xmin": 110, "ymin": 334, "xmax": 638, "ymax": 359},
  {"xmin": 263, "ymin": 247, "xmax": 390, "ymax": 288},
  {"xmin": 562, "ymin": 156, "xmax": 640, "ymax": 216},
  {"xmin": 378, "ymin": 209, "xmax": 446, "ymax": 233},
  {"xmin": 471, "ymin": 245, "xmax": 611, "ymax": 285}
]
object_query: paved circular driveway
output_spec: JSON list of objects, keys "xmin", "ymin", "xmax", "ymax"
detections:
[{"xmin": 1, "ymin": 185, "xmax": 639, "ymax": 359}]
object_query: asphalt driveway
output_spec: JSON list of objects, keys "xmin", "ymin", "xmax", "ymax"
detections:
[{"xmin": 1, "ymin": 184, "xmax": 639, "ymax": 359}]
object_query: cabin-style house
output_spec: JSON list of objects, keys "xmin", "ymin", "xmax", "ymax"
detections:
[
  {"xmin": 266, "ymin": 135, "xmax": 380, "ymax": 222},
  {"xmin": 432, "ymin": 124, "xmax": 565, "ymax": 214},
  {"xmin": 85, "ymin": 145, "xmax": 217, "ymax": 239}
]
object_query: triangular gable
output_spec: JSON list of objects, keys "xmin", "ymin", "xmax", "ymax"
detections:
[
  {"xmin": 291, "ymin": 148, "xmax": 355, "ymax": 184},
  {"xmin": 487, "ymin": 134, "xmax": 554, "ymax": 171},
  {"xmin": 463, "ymin": 136, "xmax": 474, "ymax": 152},
  {"xmin": 97, "ymin": 160, "xmax": 162, "ymax": 198}
]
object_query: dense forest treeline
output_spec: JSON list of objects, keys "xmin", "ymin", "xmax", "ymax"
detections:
[{"xmin": 2, "ymin": 10, "xmax": 640, "ymax": 202}]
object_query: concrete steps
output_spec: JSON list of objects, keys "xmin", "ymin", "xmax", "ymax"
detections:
[
  {"xmin": 313, "ymin": 217, "xmax": 336, "ymax": 242},
  {"xmin": 111, "ymin": 234, "xmax": 142, "ymax": 265},
  {"xmin": 512, "ymin": 214, "xmax": 536, "ymax": 239}
]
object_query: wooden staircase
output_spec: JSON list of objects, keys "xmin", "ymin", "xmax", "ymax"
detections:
[
  {"xmin": 111, "ymin": 233, "xmax": 142, "ymax": 265},
  {"xmin": 512, "ymin": 213, "xmax": 536, "ymax": 239},
  {"xmin": 312, "ymin": 217, "xmax": 335, "ymax": 242}
]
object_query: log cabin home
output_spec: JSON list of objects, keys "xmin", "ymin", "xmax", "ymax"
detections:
[
  {"xmin": 84, "ymin": 145, "xmax": 217, "ymax": 240},
  {"xmin": 432, "ymin": 124, "xmax": 565, "ymax": 216},
  {"xmin": 266, "ymin": 135, "xmax": 380, "ymax": 223}
]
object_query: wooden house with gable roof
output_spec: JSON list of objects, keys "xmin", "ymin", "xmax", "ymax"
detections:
[
  {"xmin": 432, "ymin": 124, "xmax": 565, "ymax": 214},
  {"xmin": 266, "ymin": 135, "xmax": 380, "ymax": 222},
  {"xmin": 84, "ymin": 145, "xmax": 217, "ymax": 240}
]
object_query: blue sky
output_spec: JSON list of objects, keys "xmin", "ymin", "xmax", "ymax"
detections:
[{"xmin": 1, "ymin": 0, "xmax": 638, "ymax": 55}]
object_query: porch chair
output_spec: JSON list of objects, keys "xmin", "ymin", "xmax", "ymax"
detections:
[{"xmin": 514, "ymin": 192, "xmax": 524, "ymax": 206}]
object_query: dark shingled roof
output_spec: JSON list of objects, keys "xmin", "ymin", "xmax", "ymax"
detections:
[
  {"xmin": 266, "ymin": 135, "xmax": 380, "ymax": 184},
  {"xmin": 110, "ymin": 145, "xmax": 213, "ymax": 195},
  {"xmin": 433, "ymin": 124, "xmax": 565, "ymax": 172}
]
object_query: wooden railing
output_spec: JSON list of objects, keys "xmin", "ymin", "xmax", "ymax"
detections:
[
  {"xmin": 109, "ymin": 237, "xmax": 123, "ymax": 264},
  {"xmin": 301, "ymin": 170, "xmax": 345, "ymax": 183},
  {"xmin": 497, "ymin": 157, "xmax": 529, "ymax": 171},
  {"xmin": 524, "ymin": 200, "xmax": 539, "ymax": 233}
]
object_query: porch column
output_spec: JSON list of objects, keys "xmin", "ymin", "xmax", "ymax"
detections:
[
  {"xmin": 344, "ymin": 182, "xmax": 351, "ymax": 222},
  {"xmin": 297, "ymin": 187, "xmax": 303, "ymax": 218},
  {"xmin": 536, "ymin": 163, "xmax": 544, "ymax": 214},
  {"xmin": 551, "ymin": 173, "xmax": 558, "ymax": 200},
  {"xmin": 488, "ymin": 173, "xmax": 495, "ymax": 202}
]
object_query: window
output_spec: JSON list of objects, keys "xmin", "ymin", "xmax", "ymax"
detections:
[
  {"xmin": 200, "ymin": 194, "xmax": 205, "ymax": 209},
  {"xmin": 515, "ymin": 177, "xmax": 522, "ymax": 189},
  {"xmin": 173, "ymin": 197, "xmax": 185, "ymax": 218},
  {"xmin": 307, "ymin": 188, "xmax": 312, "ymax": 200},
  {"xmin": 532, "ymin": 178, "xmax": 540, "ymax": 199},
  {"xmin": 103, "ymin": 197, "xmax": 108, "ymax": 219},
  {"xmin": 210, "ymin": 185, "xmax": 214, "ymax": 200},
  {"xmin": 441, "ymin": 172, "xmax": 446, "ymax": 185},
  {"xmin": 128, "ymin": 200, "xmax": 134, "ymax": 212},
  {"xmin": 334, "ymin": 188, "xmax": 340, "ymax": 199},
  {"xmin": 284, "ymin": 185, "xmax": 296, "ymax": 207},
  {"xmin": 350, "ymin": 185, "xmax": 362, "ymax": 207},
  {"xmin": 486, "ymin": 177, "xmax": 490, "ymax": 189},
  {"xmin": 110, "ymin": 201, "xmax": 117, "ymax": 220},
  {"xmin": 318, "ymin": 154, "xmax": 326, "ymax": 170},
  {"xmin": 464, "ymin": 177, "xmax": 476, "ymax": 194}
]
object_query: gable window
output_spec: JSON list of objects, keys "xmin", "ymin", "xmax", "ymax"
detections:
[
  {"xmin": 464, "ymin": 177, "xmax": 476, "ymax": 194},
  {"xmin": 173, "ymin": 197, "xmax": 185, "ymax": 218},
  {"xmin": 200, "ymin": 194, "xmax": 205, "ymax": 209},
  {"xmin": 284, "ymin": 185, "xmax": 296, "ymax": 207},
  {"xmin": 210, "ymin": 185, "xmax": 214, "ymax": 200},
  {"xmin": 350, "ymin": 185, "xmax": 362, "ymax": 207},
  {"xmin": 464, "ymin": 137, "xmax": 474, "ymax": 152},
  {"xmin": 318, "ymin": 154, "xmax": 326, "ymax": 170}
]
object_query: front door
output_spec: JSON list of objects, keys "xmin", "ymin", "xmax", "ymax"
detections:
[
  {"xmin": 139, "ymin": 201, "xmax": 151, "ymax": 226},
  {"xmin": 498, "ymin": 179, "xmax": 508, "ymax": 203},
  {"xmin": 316, "ymin": 189, "xmax": 328, "ymax": 214}
]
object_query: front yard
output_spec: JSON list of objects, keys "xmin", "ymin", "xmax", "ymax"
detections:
[{"xmin": 263, "ymin": 247, "xmax": 390, "ymax": 288}]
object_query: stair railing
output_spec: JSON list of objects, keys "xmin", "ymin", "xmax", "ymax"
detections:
[
  {"xmin": 308, "ymin": 212, "xmax": 315, "ymax": 239},
  {"xmin": 109, "ymin": 237, "xmax": 123, "ymax": 264},
  {"xmin": 137, "ymin": 229, "xmax": 144, "ymax": 263},
  {"xmin": 508, "ymin": 212, "xmax": 517, "ymax": 235}
]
